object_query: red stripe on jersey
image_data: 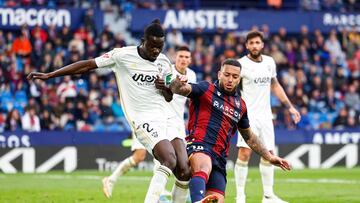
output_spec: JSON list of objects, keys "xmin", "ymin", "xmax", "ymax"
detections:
[
  {"xmin": 225, "ymin": 95, "xmax": 236, "ymax": 156},
  {"xmin": 212, "ymin": 95, "xmax": 233, "ymax": 156},
  {"xmin": 187, "ymin": 101, "xmax": 196, "ymax": 134},
  {"xmin": 240, "ymin": 98, "xmax": 247, "ymax": 117},
  {"xmin": 192, "ymin": 84, "xmax": 214, "ymax": 142}
]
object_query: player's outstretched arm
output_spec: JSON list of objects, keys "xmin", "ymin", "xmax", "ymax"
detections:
[
  {"xmin": 27, "ymin": 59, "xmax": 98, "ymax": 81},
  {"xmin": 271, "ymin": 78, "xmax": 301, "ymax": 123},
  {"xmin": 238, "ymin": 128, "xmax": 291, "ymax": 171},
  {"xmin": 169, "ymin": 75, "xmax": 192, "ymax": 96}
]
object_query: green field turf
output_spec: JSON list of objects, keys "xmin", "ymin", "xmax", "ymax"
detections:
[{"xmin": 0, "ymin": 168, "xmax": 359, "ymax": 203}]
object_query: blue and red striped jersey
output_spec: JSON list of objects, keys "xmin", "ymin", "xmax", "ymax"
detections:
[{"xmin": 186, "ymin": 81, "xmax": 250, "ymax": 158}]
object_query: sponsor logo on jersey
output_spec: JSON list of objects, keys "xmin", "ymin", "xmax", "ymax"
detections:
[
  {"xmin": 213, "ymin": 100, "xmax": 241, "ymax": 122},
  {"xmin": 254, "ymin": 77, "xmax": 271, "ymax": 85},
  {"xmin": 132, "ymin": 73, "xmax": 157, "ymax": 86}
]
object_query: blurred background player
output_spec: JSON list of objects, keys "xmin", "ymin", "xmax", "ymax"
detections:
[
  {"xmin": 27, "ymin": 19, "xmax": 191, "ymax": 203},
  {"xmin": 170, "ymin": 58, "xmax": 291, "ymax": 203},
  {"xmin": 234, "ymin": 31, "xmax": 301, "ymax": 203},
  {"xmin": 102, "ymin": 132, "xmax": 147, "ymax": 198}
]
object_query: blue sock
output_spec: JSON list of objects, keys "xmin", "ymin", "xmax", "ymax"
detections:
[{"xmin": 189, "ymin": 171, "xmax": 208, "ymax": 202}]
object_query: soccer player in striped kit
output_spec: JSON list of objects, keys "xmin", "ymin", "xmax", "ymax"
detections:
[{"xmin": 170, "ymin": 58, "xmax": 291, "ymax": 203}]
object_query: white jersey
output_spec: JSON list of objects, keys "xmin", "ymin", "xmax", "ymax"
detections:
[
  {"xmin": 168, "ymin": 65, "xmax": 197, "ymax": 121},
  {"xmin": 95, "ymin": 46, "xmax": 172, "ymax": 128},
  {"xmin": 238, "ymin": 55, "xmax": 277, "ymax": 120}
]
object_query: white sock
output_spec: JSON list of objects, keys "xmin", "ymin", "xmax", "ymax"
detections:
[
  {"xmin": 172, "ymin": 179, "xmax": 189, "ymax": 203},
  {"xmin": 144, "ymin": 165, "xmax": 172, "ymax": 203},
  {"xmin": 109, "ymin": 156, "xmax": 136, "ymax": 182},
  {"xmin": 234, "ymin": 159, "xmax": 248, "ymax": 198},
  {"xmin": 260, "ymin": 160, "xmax": 274, "ymax": 197}
]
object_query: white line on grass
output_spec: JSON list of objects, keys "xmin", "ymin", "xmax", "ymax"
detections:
[{"xmin": 0, "ymin": 174, "xmax": 359, "ymax": 184}]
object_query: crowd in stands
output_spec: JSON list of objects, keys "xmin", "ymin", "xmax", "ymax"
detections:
[
  {"xmin": 1, "ymin": 0, "xmax": 360, "ymax": 12},
  {"xmin": 0, "ymin": 2, "xmax": 360, "ymax": 132}
]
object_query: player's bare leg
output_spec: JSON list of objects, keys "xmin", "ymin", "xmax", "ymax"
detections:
[
  {"xmin": 102, "ymin": 149, "xmax": 147, "ymax": 198},
  {"xmin": 145, "ymin": 140, "xmax": 177, "ymax": 203},
  {"xmin": 171, "ymin": 138, "xmax": 191, "ymax": 203},
  {"xmin": 234, "ymin": 147, "xmax": 252, "ymax": 203},
  {"xmin": 189, "ymin": 153, "xmax": 212, "ymax": 203}
]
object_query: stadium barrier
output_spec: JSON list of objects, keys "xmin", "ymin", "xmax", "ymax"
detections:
[
  {"xmin": 130, "ymin": 9, "xmax": 360, "ymax": 33},
  {"xmin": 0, "ymin": 7, "xmax": 104, "ymax": 32},
  {"xmin": 0, "ymin": 130, "xmax": 359, "ymax": 173}
]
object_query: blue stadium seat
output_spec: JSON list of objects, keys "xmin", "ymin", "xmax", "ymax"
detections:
[
  {"xmin": 93, "ymin": 122, "xmax": 106, "ymax": 132},
  {"xmin": 13, "ymin": 102, "xmax": 24, "ymax": 115},
  {"xmin": 15, "ymin": 91, "xmax": 28, "ymax": 107},
  {"xmin": 76, "ymin": 79, "xmax": 89, "ymax": 92},
  {"xmin": 1, "ymin": 96, "xmax": 14, "ymax": 112}
]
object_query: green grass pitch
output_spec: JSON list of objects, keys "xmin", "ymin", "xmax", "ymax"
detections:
[{"xmin": 0, "ymin": 168, "xmax": 359, "ymax": 203}]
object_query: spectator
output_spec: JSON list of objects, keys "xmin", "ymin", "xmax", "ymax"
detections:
[
  {"xmin": 344, "ymin": 84, "xmax": 360, "ymax": 111},
  {"xmin": 5, "ymin": 109, "xmax": 22, "ymax": 131},
  {"xmin": 56, "ymin": 76, "xmax": 77, "ymax": 99},
  {"xmin": 333, "ymin": 107, "xmax": 348, "ymax": 129},
  {"xmin": 12, "ymin": 32, "xmax": 32, "ymax": 57},
  {"xmin": 21, "ymin": 107, "xmax": 41, "ymax": 132}
]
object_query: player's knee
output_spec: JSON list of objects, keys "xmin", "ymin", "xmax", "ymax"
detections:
[
  {"xmin": 160, "ymin": 152, "xmax": 177, "ymax": 170},
  {"xmin": 237, "ymin": 148, "xmax": 251, "ymax": 161},
  {"xmin": 175, "ymin": 164, "xmax": 191, "ymax": 181},
  {"xmin": 132, "ymin": 150, "xmax": 147, "ymax": 164}
]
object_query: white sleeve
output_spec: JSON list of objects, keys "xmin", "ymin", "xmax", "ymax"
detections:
[
  {"xmin": 271, "ymin": 57, "xmax": 277, "ymax": 78},
  {"xmin": 188, "ymin": 69, "xmax": 197, "ymax": 84},
  {"xmin": 95, "ymin": 49, "xmax": 117, "ymax": 68},
  {"xmin": 238, "ymin": 59, "xmax": 245, "ymax": 77}
]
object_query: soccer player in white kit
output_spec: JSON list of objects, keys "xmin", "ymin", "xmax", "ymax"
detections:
[
  {"xmin": 155, "ymin": 46, "xmax": 197, "ymax": 203},
  {"xmin": 234, "ymin": 31, "xmax": 301, "ymax": 203},
  {"xmin": 27, "ymin": 19, "xmax": 191, "ymax": 203},
  {"xmin": 101, "ymin": 46, "xmax": 196, "ymax": 203}
]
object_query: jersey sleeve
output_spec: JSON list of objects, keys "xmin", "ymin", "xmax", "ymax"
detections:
[
  {"xmin": 94, "ymin": 49, "xmax": 117, "ymax": 69},
  {"xmin": 237, "ymin": 99, "xmax": 250, "ymax": 129},
  {"xmin": 187, "ymin": 69, "xmax": 197, "ymax": 84},
  {"xmin": 270, "ymin": 57, "xmax": 277, "ymax": 78},
  {"xmin": 238, "ymin": 59, "xmax": 245, "ymax": 78},
  {"xmin": 188, "ymin": 81, "xmax": 209, "ymax": 98}
]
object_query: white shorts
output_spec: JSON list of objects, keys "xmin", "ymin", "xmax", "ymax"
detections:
[
  {"xmin": 237, "ymin": 119, "xmax": 275, "ymax": 151},
  {"xmin": 131, "ymin": 132, "xmax": 146, "ymax": 151},
  {"xmin": 166, "ymin": 116, "xmax": 186, "ymax": 141},
  {"xmin": 134, "ymin": 120, "xmax": 167, "ymax": 155}
]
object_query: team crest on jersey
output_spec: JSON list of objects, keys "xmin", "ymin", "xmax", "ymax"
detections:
[
  {"xmin": 217, "ymin": 91, "xmax": 221, "ymax": 96},
  {"xmin": 157, "ymin": 63, "xmax": 164, "ymax": 72},
  {"xmin": 235, "ymin": 99, "xmax": 240, "ymax": 108},
  {"xmin": 267, "ymin": 66, "xmax": 271, "ymax": 72}
]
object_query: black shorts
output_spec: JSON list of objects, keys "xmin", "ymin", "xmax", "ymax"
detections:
[{"xmin": 187, "ymin": 142, "xmax": 227, "ymax": 195}]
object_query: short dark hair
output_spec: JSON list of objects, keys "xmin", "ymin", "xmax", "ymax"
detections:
[
  {"xmin": 245, "ymin": 31, "xmax": 264, "ymax": 43},
  {"xmin": 176, "ymin": 46, "xmax": 190, "ymax": 52},
  {"xmin": 144, "ymin": 19, "xmax": 165, "ymax": 39},
  {"xmin": 222, "ymin": 58, "xmax": 241, "ymax": 69}
]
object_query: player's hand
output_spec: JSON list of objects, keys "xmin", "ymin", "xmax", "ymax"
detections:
[
  {"xmin": 27, "ymin": 72, "xmax": 50, "ymax": 81},
  {"xmin": 289, "ymin": 106, "xmax": 301, "ymax": 124},
  {"xmin": 176, "ymin": 74, "xmax": 188, "ymax": 83},
  {"xmin": 269, "ymin": 155, "xmax": 291, "ymax": 171},
  {"xmin": 155, "ymin": 75, "xmax": 167, "ymax": 90}
]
